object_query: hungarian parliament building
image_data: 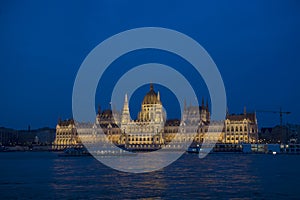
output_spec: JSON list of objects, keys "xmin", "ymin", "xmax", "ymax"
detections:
[{"xmin": 53, "ymin": 84, "xmax": 258, "ymax": 150}]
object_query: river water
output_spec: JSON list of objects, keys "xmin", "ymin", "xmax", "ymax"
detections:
[{"xmin": 0, "ymin": 152, "xmax": 299, "ymax": 199}]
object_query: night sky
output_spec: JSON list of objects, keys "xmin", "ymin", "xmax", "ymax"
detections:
[{"xmin": 1, "ymin": 0, "xmax": 299, "ymax": 129}]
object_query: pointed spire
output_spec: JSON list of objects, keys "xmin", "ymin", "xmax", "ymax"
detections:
[
  {"xmin": 157, "ymin": 91, "xmax": 160, "ymax": 101},
  {"xmin": 122, "ymin": 93, "xmax": 129, "ymax": 113},
  {"xmin": 125, "ymin": 93, "xmax": 128, "ymax": 103},
  {"xmin": 244, "ymin": 106, "xmax": 247, "ymax": 115},
  {"xmin": 122, "ymin": 93, "xmax": 130, "ymax": 124},
  {"xmin": 150, "ymin": 83, "xmax": 154, "ymax": 91},
  {"xmin": 201, "ymin": 97, "xmax": 204, "ymax": 108}
]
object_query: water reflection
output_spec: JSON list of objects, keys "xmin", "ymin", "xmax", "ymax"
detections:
[
  {"xmin": 1, "ymin": 152, "xmax": 300, "ymax": 199},
  {"xmin": 50, "ymin": 153, "xmax": 263, "ymax": 199},
  {"xmin": 51, "ymin": 155, "xmax": 167, "ymax": 199}
]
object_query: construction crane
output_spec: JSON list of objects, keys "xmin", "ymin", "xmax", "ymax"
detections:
[{"xmin": 256, "ymin": 108, "xmax": 291, "ymax": 143}]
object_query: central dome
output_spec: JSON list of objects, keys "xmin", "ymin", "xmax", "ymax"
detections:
[{"xmin": 142, "ymin": 84, "xmax": 161, "ymax": 105}]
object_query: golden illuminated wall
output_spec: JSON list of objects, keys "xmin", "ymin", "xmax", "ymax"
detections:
[
  {"xmin": 224, "ymin": 113, "xmax": 258, "ymax": 144},
  {"xmin": 120, "ymin": 84, "xmax": 165, "ymax": 145},
  {"xmin": 52, "ymin": 119, "xmax": 80, "ymax": 150},
  {"xmin": 54, "ymin": 90, "xmax": 257, "ymax": 149}
]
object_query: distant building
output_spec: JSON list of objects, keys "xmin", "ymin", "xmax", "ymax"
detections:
[
  {"xmin": 164, "ymin": 98, "xmax": 211, "ymax": 145},
  {"xmin": 286, "ymin": 124, "xmax": 300, "ymax": 142},
  {"xmin": 52, "ymin": 119, "xmax": 79, "ymax": 150},
  {"xmin": 95, "ymin": 108, "xmax": 122, "ymax": 144},
  {"xmin": 260, "ymin": 124, "xmax": 297, "ymax": 144},
  {"xmin": 119, "ymin": 84, "xmax": 166, "ymax": 146},
  {"xmin": 33, "ymin": 127, "xmax": 56, "ymax": 144},
  {"xmin": 0, "ymin": 126, "xmax": 55, "ymax": 146},
  {"xmin": 53, "ymin": 109, "xmax": 123, "ymax": 150},
  {"xmin": 54, "ymin": 84, "xmax": 259, "ymax": 150},
  {"xmin": 18, "ymin": 127, "xmax": 55, "ymax": 145},
  {"xmin": 163, "ymin": 106, "xmax": 258, "ymax": 145},
  {"xmin": 224, "ymin": 109, "xmax": 258, "ymax": 143},
  {"xmin": 260, "ymin": 127, "xmax": 277, "ymax": 143},
  {"xmin": 0, "ymin": 127, "xmax": 18, "ymax": 146}
]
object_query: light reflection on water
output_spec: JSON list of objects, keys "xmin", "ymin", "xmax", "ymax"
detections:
[{"xmin": 0, "ymin": 152, "xmax": 300, "ymax": 199}]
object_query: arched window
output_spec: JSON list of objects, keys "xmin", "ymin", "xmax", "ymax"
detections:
[{"xmin": 244, "ymin": 126, "xmax": 247, "ymax": 132}]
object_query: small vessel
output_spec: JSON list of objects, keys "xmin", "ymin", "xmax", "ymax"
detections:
[{"xmin": 187, "ymin": 146, "xmax": 200, "ymax": 153}]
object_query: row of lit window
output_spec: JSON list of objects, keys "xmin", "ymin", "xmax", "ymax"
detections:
[
  {"xmin": 226, "ymin": 126, "xmax": 248, "ymax": 132},
  {"xmin": 226, "ymin": 137, "xmax": 248, "ymax": 140},
  {"xmin": 128, "ymin": 137, "xmax": 158, "ymax": 142},
  {"xmin": 56, "ymin": 132, "xmax": 75, "ymax": 136},
  {"xmin": 226, "ymin": 132, "xmax": 249, "ymax": 136}
]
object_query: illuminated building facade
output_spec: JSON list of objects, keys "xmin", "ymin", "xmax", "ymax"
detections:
[
  {"xmin": 52, "ymin": 119, "xmax": 79, "ymax": 150},
  {"xmin": 53, "ymin": 84, "xmax": 258, "ymax": 150},
  {"xmin": 119, "ymin": 84, "xmax": 165, "ymax": 146},
  {"xmin": 224, "ymin": 109, "xmax": 258, "ymax": 143}
]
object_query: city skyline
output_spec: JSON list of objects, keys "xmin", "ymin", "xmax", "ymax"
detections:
[
  {"xmin": 2, "ymin": 2, "xmax": 300, "ymax": 199},
  {"xmin": 1, "ymin": 1, "xmax": 300, "ymax": 129}
]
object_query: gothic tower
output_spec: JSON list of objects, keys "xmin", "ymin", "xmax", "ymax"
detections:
[{"xmin": 121, "ymin": 94, "xmax": 130, "ymax": 125}]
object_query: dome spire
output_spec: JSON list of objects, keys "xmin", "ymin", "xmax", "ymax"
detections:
[
  {"xmin": 124, "ymin": 93, "xmax": 128, "ymax": 103},
  {"xmin": 142, "ymin": 83, "xmax": 161, "ymax": 105},
  {"xmin": 150, "ymin": 83, "xmax": 154, "ymax": 91}
]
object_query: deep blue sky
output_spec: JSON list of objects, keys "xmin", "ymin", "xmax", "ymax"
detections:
[{"xmin": 0, "ymin": 0, "xmax": 300, "ymax": 129}]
